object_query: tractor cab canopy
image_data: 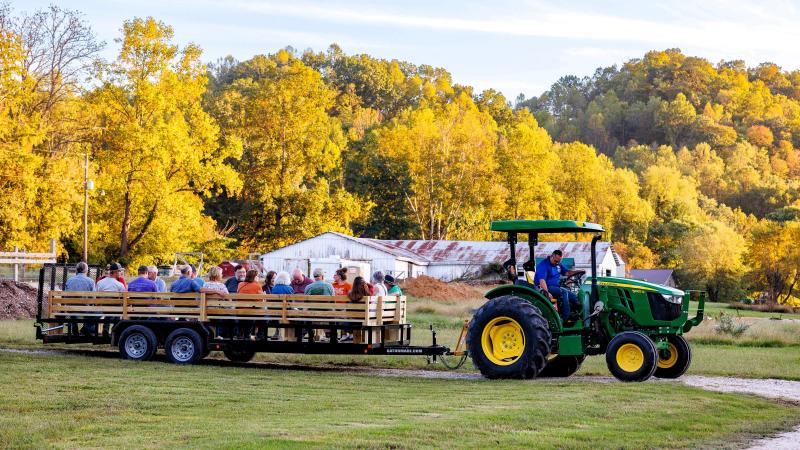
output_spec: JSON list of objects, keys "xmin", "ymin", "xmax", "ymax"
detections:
[
  {"xmin": 492, "ymin": 220, "xmax": 605, "ymax": 303},
  {"xmin": 490, "ymin": 220, "xmax": 605, "ymax": 234}
]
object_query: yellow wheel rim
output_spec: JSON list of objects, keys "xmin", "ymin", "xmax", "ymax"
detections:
[
  {"xmin": 481, "ymin": 316, "xmax": 525, "ymax": 366},
  {"xmin": 616, "ymin": 343, "xmax": 645, "ymax": 372},
  {"xmin": 657, "ymin": 342, "xmax": 679, "ymax": 369}
]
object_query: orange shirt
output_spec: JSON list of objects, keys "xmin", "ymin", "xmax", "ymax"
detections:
[
  {"xmin": 332, "ymin": 281, "xmax": 352, "ymax": 296},
  {"xmin": 237, "ymin": 281, "xmax": 263, "ymax": 294}
]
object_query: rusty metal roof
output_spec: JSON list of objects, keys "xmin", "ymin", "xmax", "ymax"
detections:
[{"xmin": 364, "ymin": 239, "xmax": 617, "ymax": 266}]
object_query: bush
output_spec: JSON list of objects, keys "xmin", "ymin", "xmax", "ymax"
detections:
[{"xmin": 714, "ymin": 313, "xmax": 750, "ymax": 337}]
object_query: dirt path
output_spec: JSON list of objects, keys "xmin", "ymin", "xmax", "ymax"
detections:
[{"xmin": 2, "ymin": 347, "xmax": 799, "ymax": 448}]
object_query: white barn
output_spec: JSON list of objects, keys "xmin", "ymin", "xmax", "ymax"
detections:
[{"xmin": 260, "ymin": 232, "xmax": 625, "ymax": 281}]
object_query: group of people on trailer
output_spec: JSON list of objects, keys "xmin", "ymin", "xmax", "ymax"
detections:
[{"xmin": 63, "ymin": 261, "xmax": 403, "ymax": 342}]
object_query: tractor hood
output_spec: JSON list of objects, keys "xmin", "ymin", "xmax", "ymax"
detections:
[{"xmin": 586, "ymin": 276, "xmax": 684, "ymax": 296}]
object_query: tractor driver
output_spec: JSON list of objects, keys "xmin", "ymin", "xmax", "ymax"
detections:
[{"xmin": 534, "ymin": 250, "xmax": 581, "ymax": 322}]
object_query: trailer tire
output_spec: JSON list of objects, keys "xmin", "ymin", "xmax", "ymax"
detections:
[
  {"xmin": 538, "ymin": 355, "xmax": 586, "ymax": 377},
  {"xmin": 467, "ymin": 295, "xmax": 551, "ymax": 379},
  {"xmin": 654, "ymin": 335, "xmax": 692, "ymax": 379},
  {"xmin": 118, "ymin": 325, "xmax": 157, "ymax": 361},
  {"xmin": 606, "ymin": 331, "xmax": 658, "ymax": 382},
  {"xmin": 223, "ymin": 348, "xmax": 256, "ymax": 363},
  {"xmin": 165, "ymin": 328, "xmax": 204, "ymax": 365}
]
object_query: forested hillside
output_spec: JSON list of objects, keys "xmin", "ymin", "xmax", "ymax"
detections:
[{"xmin": 1, "ymin": 6, "xmax": 798, "ymax": 304}]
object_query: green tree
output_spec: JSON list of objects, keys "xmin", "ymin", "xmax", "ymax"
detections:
[{"xmin": 677, "ymin": 221, "xmax": 746, "ymax": 302}]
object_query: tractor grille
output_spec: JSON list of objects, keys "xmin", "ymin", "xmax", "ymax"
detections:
[{"xmin": 647, "ymin": 292, "xmax": 682, "ymax": 321}]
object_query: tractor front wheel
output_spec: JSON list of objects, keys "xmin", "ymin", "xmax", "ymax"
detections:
[
  {"xmin": 654, "ymin": 335, "xmax": 692, "ymax": 379},
  {"xmin": 605, "ymin": 331, "xmax": 658, "ymax": 382},
  {"xmin": 467, "ymin": 296, "xmax": 551, "ymax": 379}
]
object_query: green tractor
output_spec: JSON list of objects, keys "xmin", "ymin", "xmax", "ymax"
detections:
[{"xmin": 466, "ymin": 220, "xmax": 705, "ymax": 382}]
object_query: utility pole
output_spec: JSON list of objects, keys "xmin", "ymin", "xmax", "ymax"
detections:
[{"xmin": 83, "ymin": 153, "xmax": 89, "ymax": 262}]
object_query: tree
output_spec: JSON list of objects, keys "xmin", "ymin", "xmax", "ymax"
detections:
[
  {"xmin": 89, "ymin": 17, "xmax": 241, "ymax": 264},
  {"xmin": 747, "ymin": 220, "xmax": 800, "ymax": 304},
  {"xmin": 677, "ymin": 221, "xmax": 746, "ymax": 302},
  {"xmin": 656, "ymin": 93, "xmax": 696, "ymax": 147},
  {"xmin": 367, "ymin": 93, "xmax": 499, "ymax": 240},
  {"xmin": 209, "ymin": 51, "xmax": 365, "ymax": 250}
]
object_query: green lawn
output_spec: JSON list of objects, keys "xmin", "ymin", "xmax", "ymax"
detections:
[
  {"xmin": 1, "ymin": 351, "xmax": 798, "ymax": 449},
  {"xmin": 704, "ymin": 302, "xmax": 800, "ymax": 319}
]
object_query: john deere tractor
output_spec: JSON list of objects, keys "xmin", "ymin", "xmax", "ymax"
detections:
[{"xmin": 466, "ymin": 220, "xmax": 705, "ymax": 382}]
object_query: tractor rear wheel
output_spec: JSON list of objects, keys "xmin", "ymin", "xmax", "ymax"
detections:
[
  {"xmin": 538, "ymin": 355, "xmax": 586, "ymax": 377},
  {"xmin": 467, "ymin": 296, "xmax": 551, "ymax": 379},
  {"xmin": 605, "ymin": 331, "xmax": 658, "ymax": 382},
  {"xmin": 654, "ymin": 335, "xmax": 692, "ymax": 379}
]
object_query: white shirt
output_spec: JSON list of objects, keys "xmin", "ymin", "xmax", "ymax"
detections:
[
  {"xmin": 96, "ymin": 277, "xmax": 125, "ymax": 292},
  {"xmin": 373, "ymin": 282, "xmax": 388, "ymax": 296},
  {"xmin": 204, "ymin": 281, "xmax": 228, "ymax": 294}
]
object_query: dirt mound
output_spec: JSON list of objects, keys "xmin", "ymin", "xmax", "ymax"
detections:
[
  {"xmin": 400, "ymin": 275, "xmax": 485, "ymax": 301},
  {"xmin": 0, "ymin": 280, "xmax": 38, "ymax": 319}
]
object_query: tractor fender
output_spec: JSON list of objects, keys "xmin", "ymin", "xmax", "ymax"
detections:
[{"xmin": 485, "ymin": 284, "xmax": 562, "ymax": 333}]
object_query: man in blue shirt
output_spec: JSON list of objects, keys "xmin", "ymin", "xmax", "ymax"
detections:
[
  {"xmin": 170, "ymin": 265, "xmax": 202, "ymax": 293},
  {"xmin": 128, "ymin": 265, "xmax": 158, "ymax": 292},
  {"xmin": 533, "ymin": 250, "xmax": 580, "ymax": 322},
  {"xmin": 65, "ymin": 262, "xmax": 96, "ymax": 292}
]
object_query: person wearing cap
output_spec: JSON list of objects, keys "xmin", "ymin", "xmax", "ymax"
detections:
[
  {"xmin": 170, "ymin": 265, "xmax": 202, "ymax": 293},
  {"xmin": 128, "ymin": 265, "xmax": 158, "ymax": 292},
  {"xmin": 384, "ymin": 274, "xmax": 402, "ymax": 296},
  {"xmin": 147, "ymin": 266, "xmax": 166, "ymax": 292},
  {"xmin": 304, "ymin": 268, "xmax": 335, "ymax": 295},
  {"xmin": 97, "ymin": 263, "xmax": 126, "ymax": 292},
  {"xmin": 97, "ymin": 263, "xmax": 127, "ymax": 289}
]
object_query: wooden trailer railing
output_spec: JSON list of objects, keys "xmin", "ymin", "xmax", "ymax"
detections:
[{"xmin": 45, "ymin": 291, "xmax": 408, "ymax": 326}]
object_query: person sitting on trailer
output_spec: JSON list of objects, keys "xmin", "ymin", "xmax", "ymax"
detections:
[
  {"xmin": 332, "ymin": 268, "xmax": 351, "ymax": 296},
  {"xmin": 65, "ymin": 262, "xmax": 96, "ymax": 292},
  {"xmin": 97, "ymin": 262, "xmax": 127, "ymax": 289},
  {"xmin": 290, "ymin": 268, "xmax": 313, "ymax": 293},
  {"xmin": 371, "ymin": 271, "xmax": 388, "ymax": 296},
  {"xmin": 147, "ymin": 266, "xmax": 166, "ymax": 292},
  {"xmin": 533, "ymin": 250, "xmax": 581, "ymax": 322},
  {"xmin": 64, "ymin": 262, "xmax": 96, "ymax": 336},
  {"xmin": 190, "ymin": 265, "xmax": 204, "ymax": 287},
  {"xmin": 170, "ymin": 265, "xmax": 202, "ymax": 293},
  {"xmin": 304, "ymin": 268, "xmax": 335, "ymax": 295},
  {"xmin": 225, "ymin": 265, "xmax": 246, "ymax": 294},
  {"xmin": 128, "ymin": 265, "xmax": 158, "ymax": 292},
  {"xmin": 343, "ymin": 276, "xmax": 372, "ymax": 342},
  {"xmin": 201, "ymin": 266, "xmax": 229, "ymax": 295},
  {"xmin": 262, "ymin": 270, "xmax": 277, "ymax": 294},
  {"xmin": 97, "ymin": 263, "xmax": 126, "ymax": 292},
  {"xmin": 384, "ymin": 275, "xmax": 402, "ymax": 296},
  {"xmin": 237, "ymin": 269, "xmax": 263, "ymax": 294},
  {"xmin": 271, "ymin": 271, "xmax": 295, "ymax": 294}
]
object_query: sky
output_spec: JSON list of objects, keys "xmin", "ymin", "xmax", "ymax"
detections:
[{"xmin": 16, "ymin": 0, "xmax": 800, "ymax": 99}]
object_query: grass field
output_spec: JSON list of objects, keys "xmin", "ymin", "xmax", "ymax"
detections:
[
  {"xmin": 1, "ymin": 350, "xmax": 799, "ymax": 449},
  {"xmin": 2, "ymin": 295, "xmax": 800, "ymax": 448}
]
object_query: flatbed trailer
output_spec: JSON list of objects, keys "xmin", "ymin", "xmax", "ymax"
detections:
[{"xmin": 35, "ymin": 264, "xmax": 449, "ymax": 364}]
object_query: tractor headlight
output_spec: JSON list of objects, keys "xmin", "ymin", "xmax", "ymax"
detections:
[{"xmin": 662, "ymin": 294, "xmax": 682, "ymax": 304}]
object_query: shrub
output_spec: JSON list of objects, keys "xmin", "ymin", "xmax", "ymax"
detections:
[{"xmin": 714, "ymin": 313, "xmax": 750, "ymax": 337}]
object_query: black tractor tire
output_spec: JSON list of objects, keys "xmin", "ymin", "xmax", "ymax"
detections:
[
  {"xmin": 654, "ymin": 335, "xmax": 692, "ymax": 379},
  {"xmin": 605, "ymin": 331, "xmax": 658, "ymax": 382},
  {"xmin": 467, "ymin": 296, "xmax": 551, "ymax": 379},
  {"xmin": 165, "ymin": 328, "xmax": 204, "ymax": 365},
  {"xmin": 538, "ymin": 355, "xmax": 586, "ymax": 378},
  {"xmin": 223, "ymin": 348, "xmax": 256, "ymax": 363},
  {"xmin": 118, "ymin": 325, "xmax": 158, "ymax": 361}
]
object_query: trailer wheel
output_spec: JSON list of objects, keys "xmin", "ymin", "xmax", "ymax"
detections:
[
  {"xmin": 605, "ymin": 331, "xmax": 658, "ymax": 382},
  {"xmin": 165, "ymin": 328, "xmax": 204, "ymax": 365},
  {"xmin": 119, "ymin": 325, "xmax": 157, "ymax": 361},
  {"xmin": 654, "ymin": 335, "xmax": 692, "ymax": 379},
  {"xmin": 223, "ymin": 348, "xmax": 255, "ymax": 363},
  {"xmin": 538, "ymin": 355, "xmax": 586, "ymax": 378},
  {"xmin": 467, "ymin": 295, "xmax": 551, "ymax": 379}
]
